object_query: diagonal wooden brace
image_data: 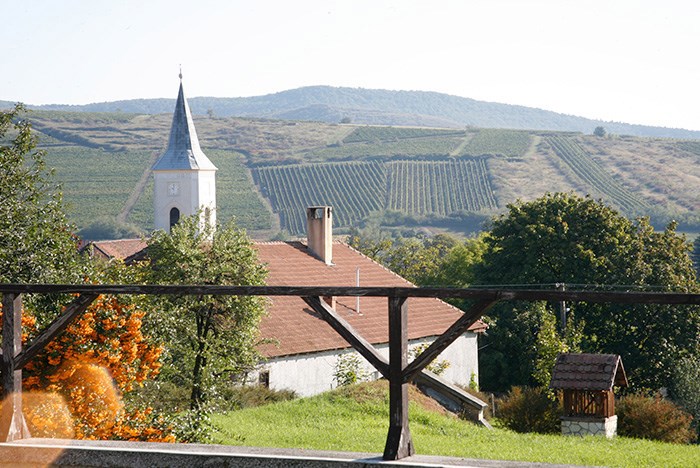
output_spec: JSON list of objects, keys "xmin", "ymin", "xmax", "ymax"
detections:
[
  {"xmin": 13, "ymin": 293, "xmax": 99, "ymax": 370},
  {"xmin": 302, "ymin": 296, "xmax": 389, "ymax": 377},
  {"xmin": 401, "ymin": 299, "xmax": 497, "ymax": 383}
]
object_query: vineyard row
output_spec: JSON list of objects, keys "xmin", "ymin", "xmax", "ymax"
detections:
[
  {"xmin": 546, "ymin": 136, "xmax": 648, "ymax": 214},
  {"xmin": 253, "ymin": 159, "xmax": 498, "ymax": 234}
]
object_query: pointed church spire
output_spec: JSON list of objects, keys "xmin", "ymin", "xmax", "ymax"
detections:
[{"xmin": 152, "ymin": 74, "xmax": 217, "ymax": 171}]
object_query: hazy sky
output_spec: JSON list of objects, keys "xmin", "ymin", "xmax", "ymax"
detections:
[{"xmin": 3, "ymin": 0, "xmax": 699, "ymax": 130}]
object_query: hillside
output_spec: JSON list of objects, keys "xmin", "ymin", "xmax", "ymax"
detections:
[
  {"xmin": 211, "ymin": 380, "xmax": 700, "ymax": 467},
  {"xmin": 24, "ymin": 110, "xmax": 700, "ymax": 239},
  {"xmin": 9, "ymin": 86, "xmax": 700, "ymax": 140}
]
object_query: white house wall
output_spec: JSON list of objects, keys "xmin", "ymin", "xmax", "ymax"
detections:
[{"xmin": 258, "ymin": 333, "xmax": 478, "ymax": 397}]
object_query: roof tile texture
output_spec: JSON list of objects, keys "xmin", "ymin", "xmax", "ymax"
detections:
[
  {"xmin": 87, "ymin": 239, "xmax": 486, "ymax": 358},
  {"xmin": 256, "ymin": 241, "xmax": 485, "ymax": 357},
  {"xmin": 90, "ymin": 239, "xmax": 148, "ymax": 261}
]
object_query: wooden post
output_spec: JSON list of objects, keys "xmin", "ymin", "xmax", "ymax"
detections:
[
  {"xmin": 383, "ymin": 296, "xmax": 414, "ymax": 460},
  {"xmin": 557, "ymin": 283, "xmax": 567, "ymax": 332},
  {"xmin": 1, "ymin": 293, "xmax": 29, "ymax": 441}
]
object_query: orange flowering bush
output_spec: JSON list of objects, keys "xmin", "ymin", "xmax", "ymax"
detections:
[{"xmin": 2, "ymin": 295, "xmax": 175, "ymax": 441}]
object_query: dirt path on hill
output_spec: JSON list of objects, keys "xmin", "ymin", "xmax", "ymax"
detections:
[
  {"xmin": 449, "ymin": 132, "xmax": 474, "ymax": 157},
  {"xmin": 117, "ymin": 151, "xmax": 159, "ymax": 223}
]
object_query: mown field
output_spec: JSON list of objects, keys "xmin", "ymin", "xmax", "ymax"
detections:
[
  {"xmin": 27, "ymin": 110, "xmax": 700, "ymax": 238},
  {"xmin": 212, "ymin": 381, "xmax": 700, "ymax": 468}
]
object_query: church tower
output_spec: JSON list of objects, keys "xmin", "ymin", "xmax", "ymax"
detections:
[{"xmin": 152, "ymin": 74, "xmax": 217, "ymax": 233}]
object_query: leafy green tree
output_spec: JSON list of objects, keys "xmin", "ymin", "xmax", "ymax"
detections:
[
  {"xmin": 532, "ymin": 304, "xmax": 583, "ymax": 388},
  {"xmin": 671, "ymin": 356, "xmax": 700, "ymax": 435},
  {"xmin": 692, "ymin": 236, "xmax": 700, "ymax": 278},
  {"xmin": 0, "ymin": 105, "xmax": 172, "ymax": 441},
  {"xmin": 78, "ymin": 217, "xmax": 143, "ymax": 240},
  {"xmin": 141, "ymin": 215, "xmax": 268, "ymax": 410},
  {"xmin": 475, "ymin": 193, "xmax": 699, "ymax": 391},
  {"xmin": 348, "ymin": 228, "xmax": 482, "ymax": 287},
  {"xmin": 0, "ymin": 104, "xmax": 84, "ymax": 284},
  {"xmin": 423, "ymin": 234, "xmax": 488, "ymax": 288},
  {"xmin": 347, "ymin": 225, "xmax": 393, "ymax": 261},
  {"xmin": 593, "ymin": 126, "xmax": 606, "ymax": 137}
]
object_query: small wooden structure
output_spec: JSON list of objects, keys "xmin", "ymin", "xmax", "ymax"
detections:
[{"xmin": 550, "ymin": 353, "xmax": 628, "ymax": 437}]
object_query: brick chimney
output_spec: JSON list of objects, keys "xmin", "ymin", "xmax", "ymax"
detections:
[{"xmin": 306, "ymin": 206, "xmax": 333, "ymax": 265}]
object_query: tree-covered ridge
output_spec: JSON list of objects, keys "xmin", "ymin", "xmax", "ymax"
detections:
[{"xmin": 10, "ymin": 86, "xmax": 700, "ymax": 139}]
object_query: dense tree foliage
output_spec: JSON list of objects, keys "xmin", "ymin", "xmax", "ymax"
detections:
[
  {"xmin": 18, "ymin": 294, "xmax": 172, "ymax": 441},
  {"xmin": 0, "ymin": 105, "xmax": 170, "ymax": 440},
  {"xmin": 348, "ymin": 228, "xmax": 486, "ymax": 288},
  {"xmin": 141, "ymin": 215, "xmax": 268, "ymax": 410},
  {"xmin": 692, "ymin": 236, "xmax": 700, "ymax": 278},
  {"xmin": 0, "ymin": 104, "xmax": 83, "ymax": 284},
  {"xmin": 349, "ymin": 193, "xmax": 699, "ymax": 393},
  {"xmin": 475, "ymin": 193, "xmax": 699, "ymax": 391},
  {"xmin": 671, "ymin": 356, "xmax": 700, "ymax": 436}
]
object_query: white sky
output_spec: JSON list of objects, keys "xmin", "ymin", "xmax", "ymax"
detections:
[{"xmin": 2, "ymin": 0, "xmax": 699, "ymax": 130}]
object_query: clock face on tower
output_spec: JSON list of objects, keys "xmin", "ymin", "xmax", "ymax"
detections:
[{"xmin": 168, "ymin": 182, "xmax": 179, "ymax": 196}]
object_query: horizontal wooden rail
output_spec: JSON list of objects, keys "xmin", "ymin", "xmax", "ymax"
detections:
[
  {"xmin": 2, "ymin": 283, "xmax": 699, "ymax": 459},
  {"xmin": 0, "ymin": 284, "xmax": 698, "ymax": 304}
]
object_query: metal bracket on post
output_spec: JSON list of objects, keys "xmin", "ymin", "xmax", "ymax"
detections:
[{"xmin": 1, "ymin": 293, "xmax": 30, "ymax": 442}]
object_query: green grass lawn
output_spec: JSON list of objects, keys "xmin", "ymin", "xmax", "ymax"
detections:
[{"xmin": 211, "ymin": 381, "xmax": 700, "ymax": 468}]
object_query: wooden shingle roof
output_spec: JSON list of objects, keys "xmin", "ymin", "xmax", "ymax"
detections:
[{"xmin": 550, "ymin": 353, "xmax": 628, "ymax": 391}]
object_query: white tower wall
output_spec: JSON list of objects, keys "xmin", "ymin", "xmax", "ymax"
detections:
[{"xmin": 151, "ymin": 77, "xmax": 217, "ymax": 233}]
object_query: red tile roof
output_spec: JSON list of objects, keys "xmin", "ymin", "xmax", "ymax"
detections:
[
  {"xmin": 85, "ymin": 239, "xmax": 148, "ymax": 262},
  {"xmin": 85, "ymin": 239, "xmax": 486, "ymax": 358},
  {"xmin": 256, "ymin": 241, "xmax": 486, "ymax": 358},
  {"xmin": 550, "ymin": 353, "xmax": 628, "ymax": 391}
]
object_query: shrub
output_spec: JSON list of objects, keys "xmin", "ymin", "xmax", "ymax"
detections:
[
  {"xmin": 671, "ymin": 355, "xmax": 700, "ymax": 436},
  {"xmin": 334, "ymin": 353, "xmax": 370, "ymax": 387},
  {"xmin": 408, "ymin": 343, "xmax": 450, "ymax": 376},
  {"xmin": 496, "ymin": 386, "xmax": 561, "ymax": 434},
  {"xmin": 217, "ymin": 384, "xmax": 296, "ymax": 411},
  {"xmin": 617, "ymin": 393, "xmax": 696, "ymax": 444}
]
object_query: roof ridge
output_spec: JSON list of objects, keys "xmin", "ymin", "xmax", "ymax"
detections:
[{"xmin": 91, "ymin": 238, "xmax": 145, "ymax": 244}]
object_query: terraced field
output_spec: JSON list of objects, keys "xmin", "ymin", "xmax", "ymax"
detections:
[
  {"xmin": 386, "ymin": 159, "xmax": 497, "ymax": 215},
  {"xmin": 253, "ymin": 158, "xmax": 498, "ymax": 235},
  {"xmin": 545, "ymin": 136, "xmax": 649, "ymax": 215},
  {"xmin": 254, "ymin": 162, "xmax": 386, "ymax": 234},
  {"xmin": 24, "ymin": 110, "xmax": 699, "ymax": 238},
  {"xmin": 460, "ymin": 129, "xmax": 532, "ymax": 158}
]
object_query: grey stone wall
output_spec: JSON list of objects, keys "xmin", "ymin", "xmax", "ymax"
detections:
[{"xmin": 561, "ymin": 415, "xmax": 617, "ymax": 438}]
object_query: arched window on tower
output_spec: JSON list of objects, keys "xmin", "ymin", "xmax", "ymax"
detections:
[{"xmin": 169, "ymin": 207, "xmax": 180, "ymax": 230}]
